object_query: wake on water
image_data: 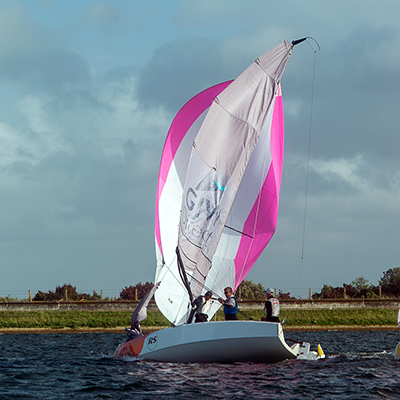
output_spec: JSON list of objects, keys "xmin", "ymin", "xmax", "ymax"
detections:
[{"xmin": 1, "ymin": 331, "xmax": 400, "ymax": 399}]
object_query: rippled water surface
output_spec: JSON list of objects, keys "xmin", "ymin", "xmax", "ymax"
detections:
[{"xmin": 1, "ymin": 330, "xmax": 400, "ymax": 399}]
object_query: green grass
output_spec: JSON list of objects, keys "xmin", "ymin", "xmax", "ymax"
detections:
[
  {"xmin": 279, "ymin": 308, "xmax": 397, "ymax": 326},
  {"xmin": 0, "ymin": 310, "xmax": 170, "ymax": 329},
  {"xmin": 218, "ymin": 308, "xmax": 397, "ymax": 326},
  {"xmin": 0, "ymin": 308, "xmax": 397, "ymax": 329}
]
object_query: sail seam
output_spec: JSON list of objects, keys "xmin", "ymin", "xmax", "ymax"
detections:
[
  {"xmin": 254, "ymin": 59, "xmax": 275, "ymax": 82},
  {"xmin": 213, "ymin": 97, "xmax": 261, "ymax": 135},
  {"xmin": 254, "ymin": 46, "xmax": 292, "ymax": 84}
]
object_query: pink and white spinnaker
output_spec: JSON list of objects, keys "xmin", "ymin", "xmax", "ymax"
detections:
[{"xmin": 154, "ymin": 40, "xmax": 293, "ymax": 325}]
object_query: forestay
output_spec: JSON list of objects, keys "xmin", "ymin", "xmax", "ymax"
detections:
[{"xmin": 155, "ymin": 40, "xmax": 293, "ymax": 325}]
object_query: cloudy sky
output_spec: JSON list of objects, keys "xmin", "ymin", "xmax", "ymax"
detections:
[{"xmin": 1, "ymin": 0, "xmax": 399, "ymax": 299}]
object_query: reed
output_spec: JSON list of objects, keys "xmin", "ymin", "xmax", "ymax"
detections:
[{"xmin": 0, "ymin": 309, "xmax": 397, "ymax": 329}]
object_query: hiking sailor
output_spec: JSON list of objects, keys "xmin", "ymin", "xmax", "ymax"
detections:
[{"xmin": 125, "ymin": 320, "xmax": 143, "ymax": 341}]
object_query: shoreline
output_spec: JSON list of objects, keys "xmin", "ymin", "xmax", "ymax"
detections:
[{"xmin": 0, "ymin": 325, "xmax": 398, "ymax": 334}]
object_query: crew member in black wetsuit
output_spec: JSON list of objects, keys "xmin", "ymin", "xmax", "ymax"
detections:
[{"xmin": 194, "ymin": 291, "xmax": 213, "ymax": 323}]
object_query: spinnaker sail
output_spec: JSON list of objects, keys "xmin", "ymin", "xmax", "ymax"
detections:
[{"xmin": 155, "ymin": 40, "xmax": 293, "ymax": 326}]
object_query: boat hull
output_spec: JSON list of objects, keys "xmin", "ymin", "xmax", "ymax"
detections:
[{"xmin": 113, "ymin": 321, "xmax": 298, "ymax": 363}]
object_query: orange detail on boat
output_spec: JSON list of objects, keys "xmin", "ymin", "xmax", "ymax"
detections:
[{"xmin": 115, "ymin": 334, "xmax": 149, "ymax": 357}]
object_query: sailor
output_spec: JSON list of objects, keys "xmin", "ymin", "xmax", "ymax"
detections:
[
  {"xmin": 218, "ymin": 287, "xmax": 238, "ymax": 320},
  {"xmin": 193, "ymin": 291, "xmax": 213, "ymax": 323},
  {"xmin": 263, "ymin": 287, "xmax": 280, "ymax": 322},
  {"xmin": 125, "ymin": 320, "xmax": 143, "ymax": 341}
]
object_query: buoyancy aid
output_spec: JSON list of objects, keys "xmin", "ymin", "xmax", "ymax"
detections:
[{"xmin": 224, "ymin": 295, "xmax": 238, "ymax": 315}]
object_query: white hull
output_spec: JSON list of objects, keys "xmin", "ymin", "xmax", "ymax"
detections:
[{"xmin": 113, "ymin": 321, "xmax": 301, "ymax": 363}]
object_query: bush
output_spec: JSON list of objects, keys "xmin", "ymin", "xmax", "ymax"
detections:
[
  {"xmin": 312, "ymin": 280, "xmax": 380, "ymax": 299},
  {"xmin": 236, "ymin": 279, "xmax": 265, "ymax": 300},
  {"xmin": 0, "ymin": 296, "xmax": 19, "ymax": 302},
  {"xmin": 379, "ymin": 267, "xmax": 400, "ymax": 297},
  {"xmin": 33, "ymin": 284, "xmax": 101, "ymax": 301},
  {"xmin": 120, "ymin": 282, "xmax": 154, "ymax": 300},
  {"xmin": 277, "ymin": 290, "xmax": 296, "ymax": 300}
]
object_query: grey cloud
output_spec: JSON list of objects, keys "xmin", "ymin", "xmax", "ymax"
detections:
[
  {"xmin": 136, "ymin": 37, "xmax": 229, "ymax": 114},
  {"xmin": 1, "ymin": 47, "xmax": 91, "ymax": 94},
  {"xmin": 86, "ymin": 3, "xmax": 120, "ymax": 25},
  {"xmin": 0, "ymin": 7, "xmax": 91, "ymax": 94},
  {"xmin": 282, "ymin": 27, "xmax": 400, "ymax": 194},
  {"xmin": 2, "ymin": 1, "xmax": 400, "ymax": 297}
]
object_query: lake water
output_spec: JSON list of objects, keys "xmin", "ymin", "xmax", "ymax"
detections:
[{"xmin": 1, "ymin": 330, "xmax": 400, "ymax": 399}]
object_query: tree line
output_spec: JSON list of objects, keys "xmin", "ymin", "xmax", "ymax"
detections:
[
  {"xmin": 6, "ymin": 266, "xmax": 399, "ymax": 302},
  {"xmin": 32, "ymin": 282, "xmax": 156, "ymax": 302},
  {"xmin": 312, "ymin": 267, "xmax": 400, "ymax": 299},
  {"xmin": 31, "ymin": 280, "xmax": 272, "ymax": 302}
]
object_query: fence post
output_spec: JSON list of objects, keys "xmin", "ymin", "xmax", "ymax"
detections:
[
  {"xmin": 29, "ymin": 290, "xmax": 32, "ymax": 302},
  {"xmin": 379, "ymin": 287, "xmax": 382, "ymax": 299},
  {"xmin": 65, "ymin": 287, "xmax": 68, "ymax": 301},
  {"xmin": 343, "ymin": 286, "xmax": 347, "ymax": 299},
  {"xmin": 309, "ymin": 288, "xmax": 311, "ymax": 300},
  {"xmin": 101, "ymin": 289, "xmax": 103, "ymax": 301},
  {"xmin": 135, "ymin": 288, "xmax": 138, "ymax": 301}
]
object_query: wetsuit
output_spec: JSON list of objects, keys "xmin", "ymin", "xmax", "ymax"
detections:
[{"xmin": 194, "ymin": 296, "xmax": 212, "ymax": 323}]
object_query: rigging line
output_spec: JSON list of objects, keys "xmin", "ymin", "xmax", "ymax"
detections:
[
  {"xmin": 157, "ymin": 257, "xmax": 192, "ymax": 295},
  {"xmin": 187, "ymin": 270, "xmax": 223, "ymax": 298},
  {"xmin": 158, "ymin": 258, "xmax": 198, "ymax": 324},
  {"xmin": 176, "ymin": 247, "xmax": 194, "ymax": 304},
  {"xmin": 188, "ymin": 273, "xmax": 252, "ymax": 320},
  {"xmin": 300, "ymin": 38, "xmax": 321, "ymax": 287},
  {"xmin": 187, "ymin": 264, "xmax": 239, "ymax": 301},
  {"xmin": 305, "ymin": 37, "xmax": 321, "ymax": 53},
  {"xmin": 225, "ymin": 224, "xmax": 254, "ymax": 239}
]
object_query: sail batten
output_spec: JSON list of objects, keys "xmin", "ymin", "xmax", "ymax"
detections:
[{"xmin": 155, "ymin": 40, "xmax": 293, "ymax": 325}]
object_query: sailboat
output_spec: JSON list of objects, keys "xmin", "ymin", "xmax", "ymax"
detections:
[{"xmin": 113, "ymin": 38, "xmax": 324, "ymax": 363}]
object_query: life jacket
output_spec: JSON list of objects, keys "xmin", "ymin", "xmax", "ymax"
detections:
[
  {"xmin": 267, "ymin": 297, "xmax": 280, "ymax": 317},
  {"xmin": 224, "ymin": 296, "xmax": 238, "ymax": 315}
]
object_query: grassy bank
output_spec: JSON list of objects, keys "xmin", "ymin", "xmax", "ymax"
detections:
[
  {"xmin": 280, "ymin": 308, "xmax": 397, "ymax": 327},
  {"xmin": 0, "ymin": 311, "xmax": 168, "ymax": 329},
  {"xmin": 241, "ymin": 308, "xmax": 397, "ymax": 326},
  {"xmin": 0, "ymin": 308, "xmax": 398, "ymax": 330}
]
